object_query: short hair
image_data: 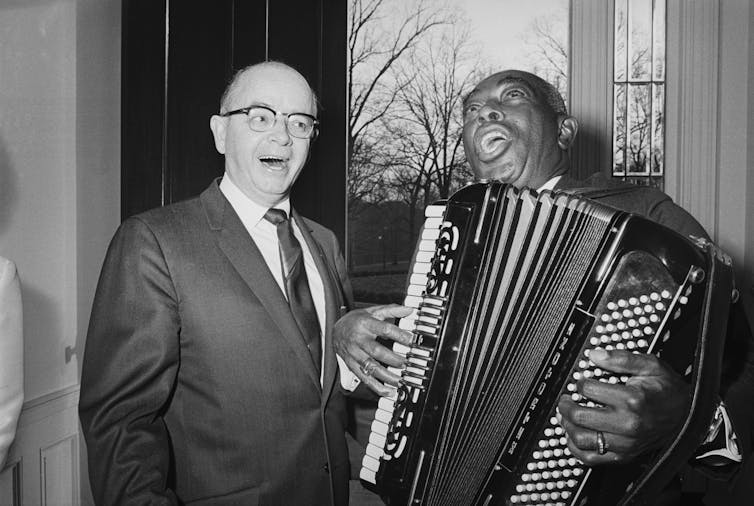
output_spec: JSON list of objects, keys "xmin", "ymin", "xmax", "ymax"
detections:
[
  {"xmin": 522, "ymin": 72, "xmax": 568, "ymax": 117},
  {"xmin": 218, "ymin": 60, "xmax": 319, "ymax": 114}
]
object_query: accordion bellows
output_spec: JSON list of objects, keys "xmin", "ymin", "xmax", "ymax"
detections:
[{"xmin": 361, "ymin": 182, "xmax": 732, "ymax": 506}]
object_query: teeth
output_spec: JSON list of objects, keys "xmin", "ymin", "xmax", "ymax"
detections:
[
  {"xmin": 480, "ymin": 131, "xmax": 507, "ymax": 152},
  {"xmin": 260, "ymin": 156, "xmax": 288, "ymax": 168}
]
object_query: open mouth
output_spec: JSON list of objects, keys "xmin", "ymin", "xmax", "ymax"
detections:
[
  {"xmin": 480, "ymin": 130, "xmax": 508, "ymax": 154},
  {"xmin": 474, "ymin": 125, "xmax": 512, "ymax": 161},
  {"xmin": 259, "ymin": 155, "xmax": 288, "ymax": 170}
]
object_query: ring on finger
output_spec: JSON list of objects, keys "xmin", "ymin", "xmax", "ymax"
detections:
[
  {"xmin": 360, "ymin": 357, "xmax": 378, "ymax": 377},
  {"xmin": 596, "ymin": 430, "xmax": 607, "ymax": 455}
]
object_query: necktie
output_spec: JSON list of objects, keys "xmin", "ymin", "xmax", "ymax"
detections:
[{"xmin": 264, "ymin": 209, "xmax": 322, "ymax": 372}]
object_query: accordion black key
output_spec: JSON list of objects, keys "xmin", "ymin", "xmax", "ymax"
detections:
[{"xmin": 360, "ymin": 182, "xmax": 732, "ymax": 506}]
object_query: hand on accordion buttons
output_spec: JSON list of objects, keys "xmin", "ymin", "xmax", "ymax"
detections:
[
  {"xmin": 556, "ymin": 348, "xmax": 690, "ymax": 466},
  {"xmin": 333, "ymin": 304, "xmax": 414, "ymax": 396}
]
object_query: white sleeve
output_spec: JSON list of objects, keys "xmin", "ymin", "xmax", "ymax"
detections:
[
  {"xmin": 337, "ymin": 354, "xmax": 361, "ymax": 391},
  {"xmin": 0, "ymin": 258, "xmax": 24, "ymax": 468}
]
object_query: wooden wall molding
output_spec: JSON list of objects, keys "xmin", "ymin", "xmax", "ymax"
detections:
[
  {"xmin": 664, "ymin": 0, "xmax": 720, "ymax": 238},
  {"xmin": 0, "ymin": 386, "xmax": 80, "ymax": 505},
  {"xmin": 569, "ymin": 0, "xmax": 614, "ymax": 181}
]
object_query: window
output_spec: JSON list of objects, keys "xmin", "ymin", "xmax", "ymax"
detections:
[
  {"xmin": 612, "ymin": 0, "xmax": 666, "ymax": 189},
  {"xmin": 347, "ymin": 0, "xmax": 569, "ymax": 303}
]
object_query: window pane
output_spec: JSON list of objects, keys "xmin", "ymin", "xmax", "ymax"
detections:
[
  {"xmin": 628, "ymin": 0, "xmax": 652, "ymax": 81},
  {"xmin": 651, "ymin": 83, "xmax": 664, "ymax": 175},
  {"xmin": 614, "ymin": 0, "xmax": 628, "ymax": 81},
  {"xmin": 613, "ymin": 0, "xmax": 664, "ymax": 189},
  {"xmin": 652, "ymin": 0, "xmax": 666, "ymax": 80},
  {"xmin": 627, "ymin": 84, "xmax": 651, "ymax": 176},
  {"xmin": 613, "ymin": 84, "xmax": 627, "ymax": 176},
  {"xmin": 347, "ymin": 0, "xmax": 569, "ymax": 304}
]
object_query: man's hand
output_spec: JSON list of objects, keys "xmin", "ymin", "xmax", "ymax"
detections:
[
  {"xmin": 333, "ymin": 304, "xmax": 414, "ymax": 396},
  {"xmin": 557, "ymin": 348, "xmax": 690, "ymax": 466}
]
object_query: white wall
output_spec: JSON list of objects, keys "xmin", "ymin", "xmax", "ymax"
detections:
[
  {"xmin": 0, "ymin": 0, "xmax": 120, "ymax": 503},
  {"xmin": 0, "ymin": 0, "xmax": 119, "ymax": 416},
  {"xmin": 718, "ymin": 0, "xmax": 753, "ymax": 320},
  {"xmin": 747, "ymin": 1, "xmax": 754, "ymax": 321}
]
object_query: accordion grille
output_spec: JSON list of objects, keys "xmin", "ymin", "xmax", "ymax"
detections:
[{"xmin": 424, "ymin": 187, "xmax": 616, "ymax": 504}]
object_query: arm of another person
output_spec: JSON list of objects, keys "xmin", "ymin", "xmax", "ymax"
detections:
[
  {"xmin": 333, "ymin": 221, "xmax": 424, "ymax": 397},
  {"xmin": 0, "ymin": 258, "xmax": 23, "ymax": 468},
  {"xmin": 334, "ymin": 304, "xmax": 414, "ymax": 397},
  {"xmin": 79, "ymin": 218, "xmax": 181, "ymax": 505}
]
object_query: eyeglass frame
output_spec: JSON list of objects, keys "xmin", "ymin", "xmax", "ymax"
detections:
[{"xmin": 220, "ymin": 104, "xmax": 320, "ymax": 140}]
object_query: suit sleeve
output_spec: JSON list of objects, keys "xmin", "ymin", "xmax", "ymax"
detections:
[
  {"xmin": 329, "ymin": 230, "xmax": 354, "ymax": 311},
  {"xmin": 79, "ymin": 217, "xmax": 180, "ymax": 505},
  {"xmin": 645, "ymin": 192, "xmax": 709, "ymax": 241},
  {"xmin": 719, "ymin": 300, "xmax": 754, "ymax": 467}
]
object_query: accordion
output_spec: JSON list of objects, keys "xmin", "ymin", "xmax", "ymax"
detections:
[{"xmin": 360, "ymin": 182, "xmax": 733, "ymax": 506}]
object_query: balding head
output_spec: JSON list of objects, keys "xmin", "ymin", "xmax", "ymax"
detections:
[{"xmin": 219, "ymin": 61, "xmax": 318, "ymax": 115}]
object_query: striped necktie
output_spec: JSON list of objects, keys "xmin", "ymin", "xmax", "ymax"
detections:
[{"xmin": 264, "ymin": 208, "xmax": 322, "ymax": 372}]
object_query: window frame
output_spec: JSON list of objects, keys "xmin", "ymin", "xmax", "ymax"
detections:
[{"xmin": 570, "ymin": 0, "xmax": 721, "ymax": 238}]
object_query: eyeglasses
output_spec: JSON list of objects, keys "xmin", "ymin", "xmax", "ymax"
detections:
[{"xmin": 221, "ymin": 105, "xmax": 319, "ymax": 139}]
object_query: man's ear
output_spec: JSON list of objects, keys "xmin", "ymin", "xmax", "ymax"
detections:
[
  {"xmin": 209, "ymin": 115, "xmax": 227, "ymax": 154},
  {"xmin": 557, "ymin": 116, "xmax": 579, "ymax": 150}
]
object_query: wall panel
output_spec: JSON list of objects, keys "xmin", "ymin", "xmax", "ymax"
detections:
[{"xmin": 0, "ymin": 388, "xmax": 80, "ymax": 505}]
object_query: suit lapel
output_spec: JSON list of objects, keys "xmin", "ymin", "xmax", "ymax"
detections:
[
  {"xmin": 292, "ymin": 209, "xmax": 342, "ymax": 404},
  {"xmin": 200, "ymin": 183, "xmax": 321, "ymax": 389}
]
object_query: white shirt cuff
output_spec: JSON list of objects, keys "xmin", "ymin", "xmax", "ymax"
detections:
[
  {"xmin": 695, "ymin": 401, "xmax": 742, "ymax": 464},
  {"xmin": 337, "ymin": 354, "xmax": 361, "ymax": 391}
]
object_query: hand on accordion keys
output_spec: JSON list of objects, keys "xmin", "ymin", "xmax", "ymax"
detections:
[
  {"xmin": 556, "ymin": 347, "xmax": 691, "ymax": 465},
  {"xmin": 333, "ymin": 303, "xmax": 414, "ymax": 397}
]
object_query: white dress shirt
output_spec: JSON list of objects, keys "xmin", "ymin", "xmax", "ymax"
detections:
[
  {"xmin": 219, "ymin": 176, "xmax": 326, "ymax": 373},
  {"xmin": 220, "ymin": 175, "xmax": 359, "ymax": 389}
]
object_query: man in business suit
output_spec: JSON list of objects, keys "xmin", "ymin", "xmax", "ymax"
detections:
[
  {"xmin": 338, "ymin": 69, "xmax": 754, "ymax": 503},
  {"xmin": 79, "ymin": 61, "xmax": 409, "ymax": 505}
]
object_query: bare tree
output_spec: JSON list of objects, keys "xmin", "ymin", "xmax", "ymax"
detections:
[
  {"xmin": 346, "ymin": 0, "xmax": 454, "ymax": 251},
  {"xmin": 523, "ymin": 8, "xmax": 569, "ymax": 98},
  {"xmin": 383, "ymin": 26, "xmax": 479, "ymax": 236},
  {"xmin": 613, "ymin": 10, "xmax": 660, "ymax": 182},
  {"xmin": 348, "ymin": 0, "xmax": 450, "ymax": 150}
]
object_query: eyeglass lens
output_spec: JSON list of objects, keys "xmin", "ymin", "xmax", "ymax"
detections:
[{"xmin": 246, "ymin": 107, "xmax": 314, "ymax": 138}]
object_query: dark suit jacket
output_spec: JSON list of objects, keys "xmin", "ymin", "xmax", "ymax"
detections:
[{"xmin": 79, "ymin": 181, "xmax": 352, "ymax": 506}]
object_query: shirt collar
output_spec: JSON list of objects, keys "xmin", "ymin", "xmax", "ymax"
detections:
[
  {"xmin": 219, "ymin": 174, "xmax": 291, "ymax": 228},
  {"xmin": 537, "ymin": 175, "xmax": 562, "ymax": 192}
]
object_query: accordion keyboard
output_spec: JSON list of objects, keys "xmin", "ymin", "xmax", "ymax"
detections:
[{"xmin": 360, "ymin": 204, "xmax": 446, "ymax": 485}]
